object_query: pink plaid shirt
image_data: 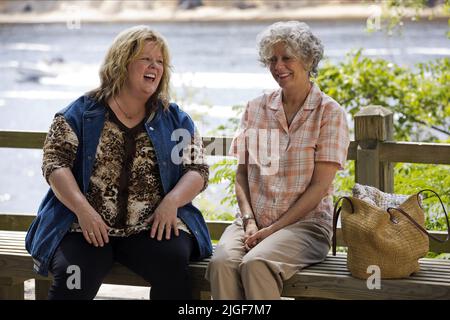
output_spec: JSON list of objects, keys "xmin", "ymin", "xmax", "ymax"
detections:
[{"xmin": 230, "ymin": 83, "xmax": 350, "ymax": 231}]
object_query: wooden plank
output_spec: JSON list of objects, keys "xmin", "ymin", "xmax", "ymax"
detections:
[
  {"xmin": 0, "ymin": 240, "xmax": 26, "ymax": 246},
  {"xmin": 0, "ymin": 132, "xmax": 235, "ymax": 156},
  {"xmin": 420, "ymin": 264, "xmax": 450, "ymax": 272},
  {"xmin": 354, "ymin": 106, "xmax": 394, "ymax": 192},
  {"xmin": 0, "ymin": 214, "xmax": 35, "ymax": 232},
  {"xmin": 354, "ymin": 106, "xmax": 394, "ymax": 144},
  {"xmin": 0, "ymin": 238, "xmax": 25, "ymax": 245},
  {"xmin": 0, "ymin": 131, "xmax": 46, "ymax": 149},
  {"xmin": 202, "ymin": 136, "xmax": 233, "ymax": 157},
  {"xmin": 1, "ymin": 248, "xmax": 450, "ymax": 300},
  {"xmin": 0, "ymin": 234, "xmax": 26, "ymax": 239},
  {"xmin": 0, "ymin": 238, "xmax": 26, "ymax": 244},
  {"xmin": 410, "ymin": 273, "xmax": 450, "ymax": 282},
  {"xmin": 347, "ymin": 141, "xmax": 357, "ymax": 161},
  {"xmin": 380, "ymin": 142, "xmax": 450, "ymax": 165},
  {"xmin": 307, "ymin": 265, "xmax": 348, "ymax": 272},
  {"xmin": 283, "ymin": 273, "xmax": 450, "ymax": 300},
  {"xmin": 1, "ymin": 225, "xmax": 449, "ymax": 254},
  {"xmin": 0, "ymin": 130, "xmax": 357, "ymax": 161},
  {"xmin": 0, "ymin": 276, "xmax": 20, "ymax": 286},
  {"xmin": 301, "ymin": 269, "xmax": 349, "ymax": 276},
  {"xmin": 420, "ymin": 259, "xmax": 450, "ymax": 268},
  {"xmin": 35, "ymin": 279, "xmax": 51, "ymax": 300},
  {"xmin": 0, "ymin": 230, "xmax": 27, "ymax": 236},
  {"xmin": 204, "ymin": 220, "xmax": 231, "ymax": 241},
  {"xmin": 355, "ymin": 148, "xmax": 380, "ymax": 189},
  {"xmin": 0, "ymin": 249, "xmax": 29, "ymax": 254},
  {"xmin": 0, "ymin": 281, "xmax": 24, "ymax": 300}
]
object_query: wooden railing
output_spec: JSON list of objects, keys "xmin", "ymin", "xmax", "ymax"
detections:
[{"xmin": 0, "ymin": 105, "xmax": 449, "ymax": 251}]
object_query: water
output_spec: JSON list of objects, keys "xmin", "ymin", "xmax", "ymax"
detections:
[{"xmin": 0, "ymin": 20, "xmax": 448, "ymax": 213}]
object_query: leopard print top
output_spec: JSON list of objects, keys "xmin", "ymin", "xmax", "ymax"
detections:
[{"xmin": 42, "ymin": 107, "xmax": 209, "ymax": 237}]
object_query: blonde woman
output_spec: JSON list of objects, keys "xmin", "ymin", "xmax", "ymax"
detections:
[
  {"xmin": 26, "ymin": 25, "xmax": 211, "ymax": 300},
  {"xmin": 206, "ymin": 21, "xmax": 350, "ymax": 299}
]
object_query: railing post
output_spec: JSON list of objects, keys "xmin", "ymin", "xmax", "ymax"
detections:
[{"xmin": 354, "ymin": 105, "xmax": 394, "ymax": 192}]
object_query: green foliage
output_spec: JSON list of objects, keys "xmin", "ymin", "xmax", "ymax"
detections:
[
  {"xmin": 394, "ymin": 163, "xmax": 450, "ymax": 231},
  {"xmin": 333, "ymin": 161, "xmax": 355, "ymax": 199},
  {"xmin": 378, "ymin": 0, "xmax": 449, "ymax": 36},
  {"xmin": 206, "ymin": 53, "xmax": 450, "ymax": 230},
  {"xmin": 209, "ymin": 158, "xmax": 238, "ymax": 209},
  {"xmin": 384, "ymin": 0, "xmax": 427, "ymax": 33},
  {"xmin": 194, "ymin": 194, "xmax": 235, "ymax": 221},
  {"xmin": 316, "ymin": 52, "xmax": 449, "ymax": 141}
]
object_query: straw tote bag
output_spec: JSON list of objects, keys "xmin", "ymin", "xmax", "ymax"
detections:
[{"xmin": 332, "ymin": 189, "xmax": 449, "ymax": 279}]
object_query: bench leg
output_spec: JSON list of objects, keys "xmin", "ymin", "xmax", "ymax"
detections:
[
  {"xmin": 35, "ymin": 279, "xmax": 52, "ymax": 300},
  {"xmin": 0, "ymin": 277, "xmax": 24, "ymax": 300},
  {"xmin": 192, "ymin": 287, "xmax": 211, "ymax": 300},
  {"xmin": 199, "ymin": 291, "xmax": 211, "ymax": 300},
  {"xmin": 192, "ymin": 287, "xmax": 201, "ymax": 300}
]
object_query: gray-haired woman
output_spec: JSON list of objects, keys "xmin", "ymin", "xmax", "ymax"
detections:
[{"xmin": 206, "ymin": 21, "xmax": 350, "ymax": 299}]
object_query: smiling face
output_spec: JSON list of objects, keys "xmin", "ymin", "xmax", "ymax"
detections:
[
  {"xmin": 269, "ymin": 42, "xmax": 310, "ymax": 92},
  {"xmin": 124, "ymin": 40, "xmax": 164, "ymax": 100}
]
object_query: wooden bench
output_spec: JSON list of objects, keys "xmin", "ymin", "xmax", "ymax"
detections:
[{"xmin": 1, "ymin": 212, "xmax": 450, "ymax": 300}]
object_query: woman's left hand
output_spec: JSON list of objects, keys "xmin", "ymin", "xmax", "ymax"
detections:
[
  {"xmin": 244, "ymin": 226, "xmax": 275, "ymax": 249},
  {"xmin": 148, "ymin": 197, "xmax": 179, "ymax": 241}
]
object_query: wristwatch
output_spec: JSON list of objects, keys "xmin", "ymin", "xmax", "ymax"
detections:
[{"xmin": 242, "ymin": 213, "xmax": 255, "ymax": 225}]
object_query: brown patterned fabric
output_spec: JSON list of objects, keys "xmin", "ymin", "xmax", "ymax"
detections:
[{"xmin": 42, "ymin": 107, "xmax": 209, "ymax": 237}]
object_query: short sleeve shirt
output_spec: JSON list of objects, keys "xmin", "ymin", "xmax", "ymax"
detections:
[{"xmin": 230, "ymin": 83, "xmax": 350, "ymax": 232}]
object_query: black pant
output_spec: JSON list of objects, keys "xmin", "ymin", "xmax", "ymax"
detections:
[{"xmin": 48, "ymin": 230, "xmax": 195, "ymax": 300}]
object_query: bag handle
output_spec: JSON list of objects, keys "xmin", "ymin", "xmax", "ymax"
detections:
[
  {"xmin": 332, "ymin": 196, "xmax": 354, "ymax": 256},
  {"xmin": 387, "ymin": 189, "xmax": 450, "ymax": 244}
]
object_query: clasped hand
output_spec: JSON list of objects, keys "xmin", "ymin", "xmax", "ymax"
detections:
[{"xmin": 244, "ymin": 225, "xmax": 274, "ymax": 252}]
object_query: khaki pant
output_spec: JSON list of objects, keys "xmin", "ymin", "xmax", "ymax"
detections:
[{"xmin": 205, "ymin": 219, "xmax": 331, "ymax": 300}]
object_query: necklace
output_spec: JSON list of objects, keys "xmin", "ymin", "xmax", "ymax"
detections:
[{"xmin": 114, "ymin": 96, "xmax": 134, "ymax": 119}]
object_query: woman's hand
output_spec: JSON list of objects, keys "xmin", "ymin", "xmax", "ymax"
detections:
[
  {"xmin": 244, "ymin": 225, "xmax": 275, "ymax": 251},
  {"xmin": 243, "ymin": 220, "xmax": 259, "ymax": 251},
  {"xmin": 77, "ymin": 209, "xmax": 111, "ymax": 247},
  {"xmin": 148, "ymin": 197, "xmax": 179, "ymax": 241},
  {"xmin": 47, "ymin": 167, "xmax": 110, "ymax": 247}
]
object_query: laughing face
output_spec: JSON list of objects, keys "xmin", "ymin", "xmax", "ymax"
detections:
[
  {"xmin": 125, "ymin": 41, "xmax": 164, "ymax": 100},
  {"xmin": 269, "ymin": 42, "xmax": 310, "ymax": 91}
]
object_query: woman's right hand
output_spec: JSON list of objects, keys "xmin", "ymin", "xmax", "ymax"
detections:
[
  {"xmin": 47, "ymin": 167, "xmax": 111, "ymax": 247},
  {"xmin": 243, "ymin": 220, "xmax": 258, "ymax": 252},
  {"xmin": 77, "ymin": 209, "xmax": 111, "ymax": 247}
]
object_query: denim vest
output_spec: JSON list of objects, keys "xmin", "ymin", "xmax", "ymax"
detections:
[{"xmin": 25, "ymin": 95, "xmax": 213, "ymax": 276}]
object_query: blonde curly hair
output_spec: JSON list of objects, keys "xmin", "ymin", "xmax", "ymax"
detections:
[{"xmin": 88, "ymin": 25, "xmax": 172, "ymax": 109}]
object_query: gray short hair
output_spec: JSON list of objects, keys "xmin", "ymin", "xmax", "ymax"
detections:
[{"xmin": 256, "ymin": 21, "xmax": 324, "ymax": 77}]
